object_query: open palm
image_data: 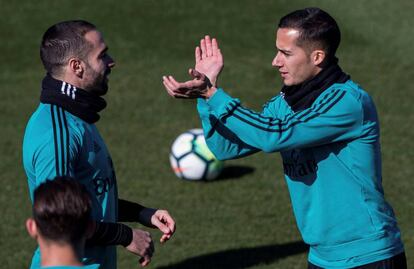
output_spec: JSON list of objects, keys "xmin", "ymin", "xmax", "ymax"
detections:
[{"xmin": 195, "ymin": 36, "xmax": 223, "ymax": 87}]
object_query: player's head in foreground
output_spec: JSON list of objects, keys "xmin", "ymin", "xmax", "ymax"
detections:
[
  {"xmin": 41, "ymin": 20, "xmax": 115, "ymax": 95},
  {"xmin": 26, "ymin": 177, "xmax": 92, "ymax": 267},
  {"xmin": 272, "ymin": 7, "xmax": 341, "ymax": 86}
]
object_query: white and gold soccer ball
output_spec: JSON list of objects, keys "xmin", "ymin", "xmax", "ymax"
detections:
[{"xmin": 169, "ymin": 129, "xmax": 224, "ymax": 181}]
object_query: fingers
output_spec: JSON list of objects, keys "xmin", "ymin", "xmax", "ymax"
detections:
[
  {"xmin": 155, "ymin": 222, "xmax": 172, "ymax": 243},
  {"xmin": 160, "ymin": 233, "xmax": 173, "ymax": 243},
  {"xmin": 195, "ymin": 46, "xmax": 201, "ymax": 64},
  {"xmin": 189, "ymin": 68, "xmax": 204, "ymax": 80},
  {"xmin": 166, "ymin": 75, "xmax": 180, "ymax": 88},
  {"xmin": 200, "ymin": 38, "xmax": 207, "ymax": 59},
  {"xmin": 127, "ymin": 228, "xmax": 154, "ymax": 267},
  {"xmin": 134, "ymin": 230, "xmax": 153, "ymax": 256},
  {"xmin": 162, "ymin": 74, "xmax": 208, "ymax": 99},
  {"xmin": 188, "ymin": 68, "xmax": 194, "ymax": 78},
  {"xmin": 152, "ymin": 209, "xmax": 176, "ymax": 243},
  {"xmin": 162, "ymin": 76, "xmax": 177, "ymax": 97},
  {"xmin": 139, "ymin": 256, "xmax": 151, "ymax": 267},
  {"xmin": 151, "ymin": 217, "xmax": 170, "ymax": 235},
  {"xmin": 205, "ymin": 35, "xmax": 212, "ymax": 57},
  {"xmin": 162, "ymin": 75, "xmax": 180, "ymax": 93},
  {"xmin": 138, "ymin": 241, "xmax": 154, "ymax": 267},
  {"xmin": 212, "ymin": 38, "xmax": 219, "ymax": 56},
  {"xmin": 199, "ymin": 35, "xmax": 219, "ymax": 58},
  {"xmin": 158, "ymin": 210, "xmax": 176, "ymax": 234},
  {"xmin": 183, "ymin": 79, "xmax": 206, "ymax": 89},
  {"xmin": 163, "ymin": 75, "xmax": 205, "ymax": 90},
  {"xmin": 162, "ymin": 76, "xmax": 189, "ymax": 98}
]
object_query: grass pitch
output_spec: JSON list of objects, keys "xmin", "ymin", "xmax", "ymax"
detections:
[{"xmin": 0, "ymin": 0, "xmax": 413, "ymax": 268}]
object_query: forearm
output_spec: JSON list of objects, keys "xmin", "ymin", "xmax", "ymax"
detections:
[
  {"xmin": 118, "ymin": 198, "xmax": 146, "ymax": 222},
  {"xmin": 86, "ymin": 221, "xmax": 132, "ymax": 247},
  {"xmin": 204, "ymin": 88, "xmax": 362, "ymax": 152},
  {"xmin": 118, "ymin": 199, "xmax": 157, "ymax": 227},
  {"xmin": 197, "ymin": 97, "xmax": 259, "ymax": 160}
]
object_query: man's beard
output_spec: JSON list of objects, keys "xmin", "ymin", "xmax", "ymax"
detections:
[{"xmin": 84, "ymin": 63, "xmax": 110, "ymax": 96}]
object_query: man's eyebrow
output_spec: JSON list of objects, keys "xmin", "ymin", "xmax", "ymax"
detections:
[{"xmin": 277, "ymin": 47, "xmax": 292, "ymax": 54}]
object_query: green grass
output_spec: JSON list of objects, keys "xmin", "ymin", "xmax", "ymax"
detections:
[{"xmin": 0, "ymin": 0, "xmax": 413, "ymax": 268}]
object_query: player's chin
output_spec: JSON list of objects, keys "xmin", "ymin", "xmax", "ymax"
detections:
[
  {"xmin": 96, "ymin": 83, "xmax": 109, "ymax": 96},
  {"xmin": 283, "ymin": 78, "xmax": 303, "ymax": 87},
  {"xmin": 281, "ymin": 77, "xmax": 294, "ymax": 86},
  {"xmin": 102, "ymin": 83, "xmax": 109, "ymax": 94}
]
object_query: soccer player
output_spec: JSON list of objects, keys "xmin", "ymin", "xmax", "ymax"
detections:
[
  {"xmin": 23, "ymin": 20, "xmax": 175, "ymax": 269},
  {"xmin": 163, "ymin": 7, "xmax": 407, "ymax": 269},
  {"xmin": 26, "ymin": 177, "xmax": 98, "ymax": 269}
]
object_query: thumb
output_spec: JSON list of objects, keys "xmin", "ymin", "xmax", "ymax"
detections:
[
  {"xmin": 188, "ymin": 68, "xmax": 204, "ymax": 80},
  {"xmin": 139, "ymin": 256, "xmax": 151, "ymax": 267}
]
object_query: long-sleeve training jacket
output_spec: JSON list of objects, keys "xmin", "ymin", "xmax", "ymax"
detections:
[
  {"xmin": 197, "ymin": 80, "xmax": 404, "ymax": 268},
  {"xmin": 23, "ymin": 103, "xmax": 118, "ymax": 269}
]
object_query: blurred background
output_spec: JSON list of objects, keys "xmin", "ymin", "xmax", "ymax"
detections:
[{"xmin": 0, "ymin": 0, "xmax": 413, "ymax": 268}]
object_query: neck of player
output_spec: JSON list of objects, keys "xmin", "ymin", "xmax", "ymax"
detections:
[{"xmin": 39, "ymin": 239, "xmax": 84, "ymax": 267}]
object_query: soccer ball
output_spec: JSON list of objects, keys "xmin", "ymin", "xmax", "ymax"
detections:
[{"xmin": 169, "ymin": 129, "xmax": 224, "ymax": 181}]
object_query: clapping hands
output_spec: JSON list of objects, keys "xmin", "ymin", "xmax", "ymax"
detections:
[{"xmin": 163, "ymin": 35, "xmax": 223, "ymax": 99}]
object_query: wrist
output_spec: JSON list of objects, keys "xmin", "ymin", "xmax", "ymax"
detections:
[
  {"xmin": 205, "ymin": 86, "xmax": 217, "ymax": 99},
  {"xmin": 209, "ymin": 78, "xmax": 217, "ymax": 88},
  {"xmin": 138, "ymin": 208, "xmax": 157, "ymax": 227}
]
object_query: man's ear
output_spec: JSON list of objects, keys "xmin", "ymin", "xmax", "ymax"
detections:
[
  {"xmin": 26, "ymin": 218, "xmax": 38, "ymax": 239},
  {"xmin": 311, "ymin": 49, "xmax": 326, "ymax": 66},
  {"xmin": 68, "ymin": 58, "xmax": 84, "ymax": 78}
]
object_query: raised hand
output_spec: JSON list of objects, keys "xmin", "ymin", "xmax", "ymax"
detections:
[
  {"xmin": 195, "ymin": 35, "xmax": 223, "ymax": 87},
  {"xmin": 163, "ymin": 69, "xmax": 216, "ymax": 99}
]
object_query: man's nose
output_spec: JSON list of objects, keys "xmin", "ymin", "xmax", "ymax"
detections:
[{"xmin": 272, "ymin": 52, "xmax": 282, "ymax": 67}]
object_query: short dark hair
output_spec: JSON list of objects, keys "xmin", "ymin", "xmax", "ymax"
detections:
[
  {"xmin": 40, "ymin": 20, "xmax": 96, "ymax": 75},
  {"xmin": 32, "ymin": 176, "xmax": 92, "ymax": 244},
  {"xmin": 278, "ymin": 8, "xmax": 340, "ymax": 60}
]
